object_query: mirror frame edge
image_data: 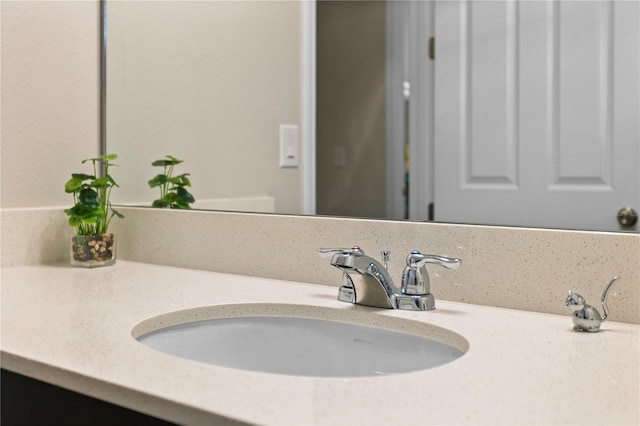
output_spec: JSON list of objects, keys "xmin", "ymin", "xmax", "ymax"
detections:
[{"xmin": 99, "ymin": 0, "xmax": 107, "ymax": 176}]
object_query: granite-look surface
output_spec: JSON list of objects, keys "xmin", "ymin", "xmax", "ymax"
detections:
[
  {"xmin": 111, "ymin": 208, "xmax": 639, "ymax": 324},
  {"xmin": 2, "ymin": 207, "xmax": 638, "ymax": 323},
  {"xmin": 1, "ymin": 262, "xmax": 638, "ymax": 425},
  {"xmin": 0, "ymin": 207, "xmax": 69, "ymax": 267}
]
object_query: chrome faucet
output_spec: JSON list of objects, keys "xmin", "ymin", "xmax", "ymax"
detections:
[{"xmin": 318, "ymin": 246, "xmax": 461, "ymax": 311}]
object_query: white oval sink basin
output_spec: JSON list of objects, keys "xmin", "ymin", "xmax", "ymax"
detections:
[{"xmin": 133, "ymin": 304, "xmax": 468, "ymax": 377}]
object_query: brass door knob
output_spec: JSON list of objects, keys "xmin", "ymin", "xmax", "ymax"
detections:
[{"xmin": 617, "ymin": 207, "xmax": 638, "ymax": 228}]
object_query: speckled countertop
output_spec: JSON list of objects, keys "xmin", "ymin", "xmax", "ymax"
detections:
[{"xmin": 1, "ymin": 261, "xmax": 638, "ymax": 425}]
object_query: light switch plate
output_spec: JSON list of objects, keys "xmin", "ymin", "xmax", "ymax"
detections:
[{"xmin": 279, "ymin": 124, "xmax": 298, "ymax": 168}]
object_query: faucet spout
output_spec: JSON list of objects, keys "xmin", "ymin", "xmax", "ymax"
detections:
[{"xmin": 330, "ymin": 249, "xmax": 399, "ymax": 309}]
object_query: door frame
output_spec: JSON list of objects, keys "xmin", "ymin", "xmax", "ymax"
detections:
[
  {"xmin": 301, "ymin": 1, "xmax": 316, "ymax": 215},
  {"xmin": 302, "ymin": 0, "xmax": 435, "ymax": 219},
  {"xmin": 386, "ymin": 1, "xmax": 435, "ymax": 220}
]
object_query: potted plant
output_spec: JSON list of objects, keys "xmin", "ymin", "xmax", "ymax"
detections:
[
  {"xmin": 148, "ymin": 155, "xmax": 195, "ymax": 209},
  {"xmin": 64, "ymin": 154, "xmax": 124, "ymax": 267}
]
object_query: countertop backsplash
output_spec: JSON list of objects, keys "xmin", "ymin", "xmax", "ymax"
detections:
[{"xmin": 2, "ymin": 206, "xmax": 638, "ymax": 323}]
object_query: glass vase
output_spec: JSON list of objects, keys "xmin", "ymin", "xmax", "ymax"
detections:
[{"xmin": 70, "ymin": 233, "xmax": 116, "ymax": 268}]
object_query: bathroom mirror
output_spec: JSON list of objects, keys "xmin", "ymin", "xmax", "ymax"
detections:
[{"xmin": 105, "ymin": 0, "xmax": 639, "ymax": 233}]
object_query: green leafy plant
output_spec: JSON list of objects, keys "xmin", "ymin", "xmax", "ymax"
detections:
[
  {"xmin": 148, "ymin": 155, "xmax": 195, "ymax": 209},
  {"xmin": 64, "ymin": 154, "xmax": 124, "ymax": 235}
]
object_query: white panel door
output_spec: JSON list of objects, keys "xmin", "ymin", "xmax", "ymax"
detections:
[{"xmin": 434, "ymin": 0, "xmax": 639, "ymax": 232}]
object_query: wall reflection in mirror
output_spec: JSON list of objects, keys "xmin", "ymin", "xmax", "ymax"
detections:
[{"xmin": 105, "ymin": 0, "xmax": 639, "ymax": 233}]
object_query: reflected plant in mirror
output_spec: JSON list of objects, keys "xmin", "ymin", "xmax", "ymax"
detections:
[{"xmin": 148, "ymin": 155, "xmax": 195, "ymax": 209}]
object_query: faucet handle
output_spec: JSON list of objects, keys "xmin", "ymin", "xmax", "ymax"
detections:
[
  {"xmin": 407, "ymin": 251, "xmax": 461, "ymax": 270},
  {"xmin": 317, "ymin": 246, "xmax": 364, "ymax": 258},
  {"xmin": 401, "ymin": 251, "xmax": 461, "ymax": 295}
]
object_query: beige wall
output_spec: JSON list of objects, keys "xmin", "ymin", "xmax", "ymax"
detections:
[
  {"xmin": 316, "ymin": 0, "xmax": 386, "ymax": 218},
  {"xmin": 1, "ymin": 0, "xmax": 101, "ymax": 208},
  {"xmin": 0, "ymin": 0, "xmax": 302, "ymax": 214},
  {"xmin": 106, "ymin": 1, "xmax": 302, "ymax": 214}
]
